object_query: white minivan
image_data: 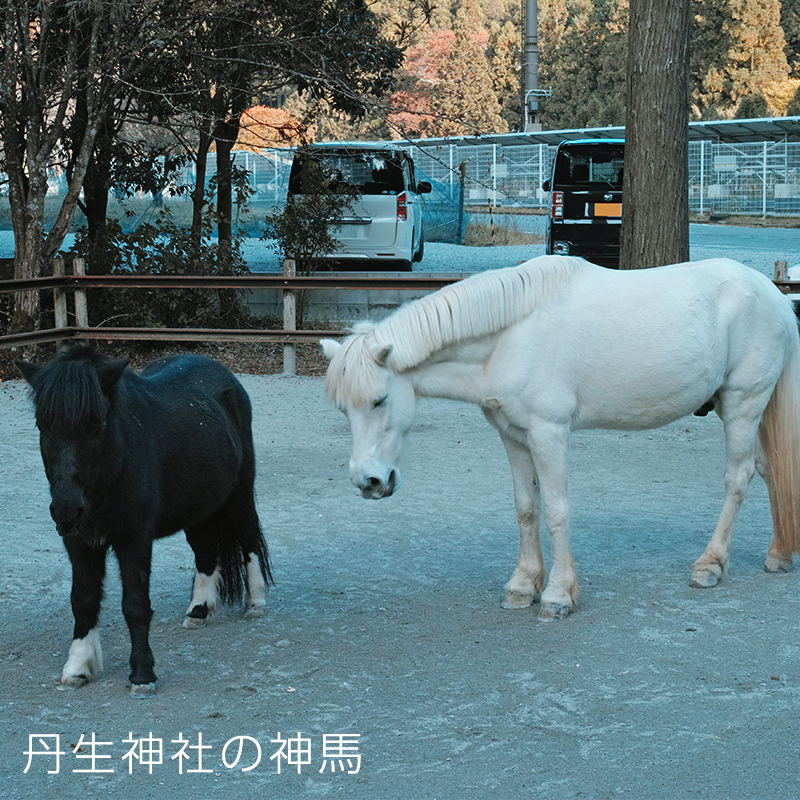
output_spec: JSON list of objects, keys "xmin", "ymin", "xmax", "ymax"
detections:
[{"xmin": 287, "ymin": 143, "xmax": 431, "ymax": 270}]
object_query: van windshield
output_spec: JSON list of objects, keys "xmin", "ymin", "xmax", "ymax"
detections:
[
  {"xmin": 553, "ymin": 145, "xmax": 624, "ymax": 187},
  {"xmin": 289, "ymin": 149, "xmax": 405, "ymax": 195}
]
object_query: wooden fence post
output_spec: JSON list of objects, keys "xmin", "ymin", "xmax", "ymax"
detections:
[
  {"xmin": 283, "ymin": 258, "xmax": 296, "ymax": 375},
  {"xmin": 775, "ymin": 260, "xmax": 789, "ymax": 282},
  {"xmin": 53, "ymin": 259, "xmax": 68, "ymax": 333},
  {"xmin": 73, "ymin": 258, "xmax": 88, "ymax": 328}
]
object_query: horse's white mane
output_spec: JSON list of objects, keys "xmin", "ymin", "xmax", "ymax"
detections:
[{"xmin": 325, "ymin": 256, "xmax": 588, "ymax": 405}]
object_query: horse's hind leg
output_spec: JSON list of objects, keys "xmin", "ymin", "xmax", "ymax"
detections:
[
  {"xmin": 184, "ymin": 521, "xmax": 223, "ymax": 628},
  {"xmin": 496, "ymin": 428, "xmax": 545, "ymax": 609},
  {"xmin": 60, "ymin": 539, "xmax": 107, "ymax": 689},
  {"xmin": 183, "ymin": 489, "xmax": 270, "ymax": 625},
  {"xmin": 225, "ymin": 486, "xmax": 271, "ymax": 618},
  {"xmin": 691, "ymin": 406, "xmax": 760, "ymax": 588}
]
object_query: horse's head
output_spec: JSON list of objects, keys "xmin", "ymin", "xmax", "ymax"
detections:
[
  {"xmin": 17, "ymin": 348, "xmax": 129, "ymax": 537},
  {"xmin": 322, "ymin": 330, "xmax": 416, "ymax": 500}
]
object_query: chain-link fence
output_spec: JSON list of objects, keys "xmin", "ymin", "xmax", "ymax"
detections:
[
  {"xmin": 29, "ymin": 138, "xmax": 794, "ymax": 245},
  {"xmin": 247, "ymin": 137, "xmax": 800, "ymax": 233}
]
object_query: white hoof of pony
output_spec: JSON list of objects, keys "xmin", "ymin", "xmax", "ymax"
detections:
[
  {"xmin": 538, "ymin": 602, "xmax": 573, "ymax": 621},
  {"xmin": 130, "ymin": 682, "xmax": 157, "ymax": 699},
  {"xmin": 502, "ymin": 590, "xmax": 536, "ymax": 609},
  {"xmin": 244, "ymin": 604, "xmax": 265, "ymax": 618},
  {"xmin": 182, "ymin": 615, "xmax": 208, "ymax": 629},
  {"xmin": 689, "ymin": 566, "xmax": 722, "ymax": 588},
  {"xmin": 764, "ymin": 555, "xmax": 793, "ymax": 573},
  {"xmin": 58, "ymin": 674, "xmax": 89, "ymax": 691}
]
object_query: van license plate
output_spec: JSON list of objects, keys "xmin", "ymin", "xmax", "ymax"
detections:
[{"xmin": 593, "ymin": 203, "xmax": 621, "ymax": 217}]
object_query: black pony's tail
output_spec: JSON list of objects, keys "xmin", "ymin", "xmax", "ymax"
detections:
[{"xmin": 218, "ymin": 532, "xmax": 273, "ymax": 606}]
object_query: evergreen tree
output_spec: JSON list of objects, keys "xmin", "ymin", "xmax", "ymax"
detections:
[
  {"xmin": 431, "ymin": 25, "xmax": 508, "ymax": 134},
  {"xmin": 691, "ymin": 0, "xmax": 789, "ymax": 118},
  {"xmin": 782, "ymin": 0, "xmax": 800, "ymax": 77},
  {"xmin": 735, "ymin": 93, "xmax": 769, "ymax": 118},
  {"xmin": 488, "ymin": 20, "xmax": 523, "ymax": 131},
  {"xmin": 539, "ymin": 0, "xmax": 628, "ymax": 129},
  {"xmin": 787, "ymin": 85, "xmax": 800, "ymax": 115}
]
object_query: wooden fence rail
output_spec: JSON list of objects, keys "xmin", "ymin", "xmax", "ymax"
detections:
[
  {"xmin": 0, "ymin": 260, "xmax": 463, "ymax": 373},
  {"xmin": 2, "ymin": 259, "xmax": 796, "ymax": 373}
]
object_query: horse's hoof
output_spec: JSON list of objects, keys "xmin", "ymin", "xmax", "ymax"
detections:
[
  {"xmin": 182, "ymin": 615, "xmax": 208, "ymax": 629},
  {"xmin": 502, "ymin": 590, "xmax": 536, "ymax": 609},
  {"xmin": 764, "ymin": 555, "xmax": 793, "ymax": 573},
  {"xmin": 244, "ymin": 605, "xmax": 265, "ymax": 618},
  {"xmin": 130, "ymin": 682, "xmax": 157, "ymax": 699},
  {"xmin": 689, "ymin": 567, "xmax": 721, "ymax": 588},
  {"xmin": 538, "ymin": 602, "xmax": 572, "ymax": 621},
  {"xmin": 58, "ymin": 675, "xmax": 88, "ymax": 691}
]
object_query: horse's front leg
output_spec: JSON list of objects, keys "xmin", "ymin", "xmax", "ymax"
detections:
[
  {"xmin": 526, "ymin": 422, "xmax": 578, "ymax": 621},
  {"xmin": 496, "ymin": 428, "xmax": 545, "ymax": 609},
  {"xmin": 60, "ymin": 539, "xmax": 108, "ymax": 689},
  {"xmin": 115, "ymin": 538, "xmax": 157, "ymax": 698}
]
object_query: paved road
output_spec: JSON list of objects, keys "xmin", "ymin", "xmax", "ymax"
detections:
[{"xmin": 0, "ymin": 221, "xmax": 796, "ymax": 279}]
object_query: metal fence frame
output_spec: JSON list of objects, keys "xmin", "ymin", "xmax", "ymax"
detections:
[{"xmin": 240, "ymin": 138, "xmax": 800, "ymax": 218}]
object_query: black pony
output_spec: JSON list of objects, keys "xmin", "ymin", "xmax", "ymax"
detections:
[{"xmin": 17, "ymin": 346, "xmax": 272, "ymax": 698}]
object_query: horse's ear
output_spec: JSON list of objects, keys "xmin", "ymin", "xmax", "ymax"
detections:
[
  {"xmin": 371, "ymin": 343, "xmax": 392, "ymax": 366},
  {"xmin": 15, "ymin": 360, "xmax": 41, "ymax": 385},
  {"xmin": 320, "ymin": 339, "xmax": 341, "ymax": 360},
  {"xmin": 96, "ymin": 358, "xmax": 130, "ymax": 393}
]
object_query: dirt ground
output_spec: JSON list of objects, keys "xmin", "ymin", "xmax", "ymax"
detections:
[{"xmin": 2, "ymin": 360, "xmax": 800, "ymax": 800}]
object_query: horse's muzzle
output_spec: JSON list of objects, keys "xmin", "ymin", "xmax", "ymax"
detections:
[
  {"xmin": 360, "ymin": 470, "xmax": 397, "ymax": 500},
  {"xmin": 50, "ymin": 497, "xmax": 86, "ymax": 537}
]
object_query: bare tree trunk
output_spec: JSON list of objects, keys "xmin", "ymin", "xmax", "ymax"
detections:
[
  {"xmin": 620, "ymin": 0, "xmax": 690, "ymax": 270},
  {"xmin": 190, "ymin": 115, "xmax": 214, "ymax": 264},
  {"xmin": 212, "ymin": 114, "xmax": 241, "ymax": 277}
]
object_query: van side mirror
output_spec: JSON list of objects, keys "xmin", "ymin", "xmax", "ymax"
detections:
[
  {"xmin": 417, "ymin": 181, "xmax": 432, "ymax": 194},
  {"xmin": 542, "ymin": 179, "xmax": 551, "ymax": 192}
]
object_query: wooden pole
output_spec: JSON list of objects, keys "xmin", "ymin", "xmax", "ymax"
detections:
[
  {"xmin": 73, "ymin": 258, "xmax": 88, "ymax": 327},
  {"xmin": 53, "ymin": 259, "xmax": 67, "ymax": 332},
  {"xmin": 283, "ymin": 258, "xmax": 296, "ymax": 375}
]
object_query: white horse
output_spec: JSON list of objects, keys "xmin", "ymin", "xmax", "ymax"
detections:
[{"xmin": 321, "ymin": 256, "xmax": 800, "ymax": 621}]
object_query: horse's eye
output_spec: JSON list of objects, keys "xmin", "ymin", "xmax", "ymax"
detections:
[{"xmin": 374, "ymin": 395, "xmax": 388, "ymax": 408}]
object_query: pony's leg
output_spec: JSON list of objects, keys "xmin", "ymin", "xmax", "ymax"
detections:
[
  {"xmin": 214, "ymin": 483, "xmax": 272, "ymax": 618},
  {"xmin": 60, "ymin": 539, "xmax": 107, "ymax": 689},
  {"xmin": 183, "ymin": 523, "xmax": 222, "ymax": 628},
  {"xmin": 691, "ymin": 409, "xmax": 760, "ymax": 588},
  {"xmin": 755, "ymin": 436, "xmax": 794, "ymax": 573},
  {"xmin": 526, "ymin": 422, "xmax": 578, "ymax": 621},
  {"xmin": 236, "ymin": 497, "xmax": 271, "ymax": 618},
  {"xmin": 496, "ymin": 429, "xmax": 545, "ymax": 609},
  {"xmin": 115, "ymin": 538, "xmax": 157, "ymax": 697}
]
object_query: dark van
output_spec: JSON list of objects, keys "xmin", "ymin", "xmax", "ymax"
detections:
[{"xmin": 543, "ymin": 139, "xmax": 624, "ymax": 269}]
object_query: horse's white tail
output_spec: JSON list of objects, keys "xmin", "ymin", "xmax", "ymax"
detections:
[{"xmin": 758, "ymin": 334, "xmax": 800, "ymax": 559}]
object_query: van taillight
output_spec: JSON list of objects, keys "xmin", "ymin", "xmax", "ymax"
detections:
[
  {"xmin": 551, "ymin": 191, "xmax": 563, "ymax": 219},
  {"xmin": 397, "ymin": 192, "xmax": 408, "ymax": 221}
]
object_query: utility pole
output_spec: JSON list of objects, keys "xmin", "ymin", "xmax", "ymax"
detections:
[{"xmin": 522, "ymin": 0, "xmax": 549, "ymax": 131}]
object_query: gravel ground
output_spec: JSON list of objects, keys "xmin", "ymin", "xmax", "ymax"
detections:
[
  {"xmin": 2, "ymin": 219, "xmax": 800, "ymax": 799},
  {"xmin": 3, "ymin": 216, "xmax": 795, "ymax": 280},
  {"xmin": 3, "ymin": 374, "xmax": 800, "ymax": 800}
]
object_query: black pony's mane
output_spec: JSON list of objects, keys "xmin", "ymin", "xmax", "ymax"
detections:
[{"xmin": 28, "ymin": 347, "xmax": 115, "ymax": 430}]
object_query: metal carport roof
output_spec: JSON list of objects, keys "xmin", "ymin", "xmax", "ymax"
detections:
[{"xmin": 400, "ymin": 116, "xmax": 800, "ymax": 149}]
